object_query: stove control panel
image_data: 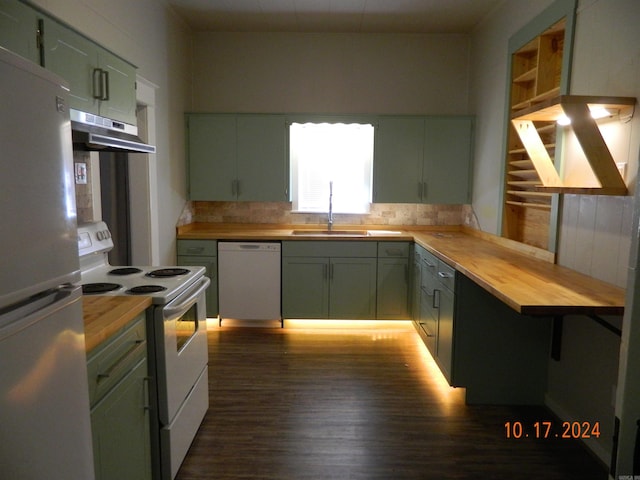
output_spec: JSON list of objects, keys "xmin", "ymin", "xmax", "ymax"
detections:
[{"xmin": 77, "ymin": 221, "xmax": 114, "ymax": 257}]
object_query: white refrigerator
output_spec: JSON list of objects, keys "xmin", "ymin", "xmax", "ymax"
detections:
[{"xmin": 0, "ymin": 47, "xmax": 95, "ymax": 479}]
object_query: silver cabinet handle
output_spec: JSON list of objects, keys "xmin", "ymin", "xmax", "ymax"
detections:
[
  {"xmin": 186, "ymin": 246, "xmax": 205, "ymax": 254},
  {"xmin": 438, "ymin": 271, "xmax": 454, "ymax": 279},
  {"xmin": 433, "ymin": 289, "xmax": 440, "ymax": 309},
  {"xmin": 143, "ymin": 376, "xmax": 152, "ymax": 411},
  {"xmin": 92, "ymin": 68, "xmax": 103, "ymax": 99},
  {"xmin": 101, "ymin": 69, "xmax": 110, "ymax": 100}
]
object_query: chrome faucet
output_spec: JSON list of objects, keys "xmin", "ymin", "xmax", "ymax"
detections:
[{"xmin": 328, "ymin": 181, "xmax": 333, "ymax": 231}]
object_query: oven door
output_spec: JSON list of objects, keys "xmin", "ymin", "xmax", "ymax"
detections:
[{"xmin": 154, "ymin": 276, "xmax": 210, "ymax": 425}]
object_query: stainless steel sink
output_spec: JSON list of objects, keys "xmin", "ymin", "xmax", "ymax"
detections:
[{"xmin": 291, "ymin": 229, "xmax": 370, "ymax": 236}]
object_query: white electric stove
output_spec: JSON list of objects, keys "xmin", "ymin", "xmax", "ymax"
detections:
[
  {"xmin": 78, "ymin": 222, "xmax": 205, "ymax": 304},
  {"xmin": 77, "ymin": 221, "xmax": 210, "ymax": 480}
]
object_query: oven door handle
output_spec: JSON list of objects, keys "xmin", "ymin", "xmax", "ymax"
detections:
[{"xmin": 163, "ymin": 276, "xmax": 211, "ymax": 319}]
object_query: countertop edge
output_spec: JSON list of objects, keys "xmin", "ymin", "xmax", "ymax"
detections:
[{"xmin": 83, "ymin": 296, "xmax": 152, "ymax": 353}]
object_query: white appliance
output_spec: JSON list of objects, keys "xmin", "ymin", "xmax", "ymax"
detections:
[
  {"xmin": 78, "ymin": 221, "xmax": 210, "ymax": 480},
  {"xmin": 0, "ymin": 48, "xmax": 95, "ymax": 479},
  {"xmin": 218, "ymin": 242, "xmax": 282, "ymax": 324}
]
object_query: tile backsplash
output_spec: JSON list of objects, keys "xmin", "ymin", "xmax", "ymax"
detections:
[
  {"xmin": 74, "ymin": 151, "xmax": 96, "ymax": 224},
  {"xmin": 179, "ymin": 201, "xmax": 478, "ymax": 228}
]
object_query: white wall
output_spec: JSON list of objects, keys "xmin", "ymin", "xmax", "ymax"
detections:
[
  {"xmin": 469, "ymin": 0, "xmax": 640, "ymax": 466},
  {"xmin": 191, "ymin": 32, "xmax": 471, "ymax": 115},
  {"xmin": 30, "ymin": 0, "xmax": 192, "ymax": 264}
]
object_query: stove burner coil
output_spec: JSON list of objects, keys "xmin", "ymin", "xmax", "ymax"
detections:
[
  {"xmin": 127, "ymin": 285, "xmax": 167, "ymax": 294},
  {"xmin": 82, "ymin": 282, "xmax": 122, "ymax": 294},
  {"xmin": 109, "ymin": 267, "xmax": 143, "ymax": 276},
  {"xmin": 147, "ymin": 268, "xmax": 190, "ymax": 278}
]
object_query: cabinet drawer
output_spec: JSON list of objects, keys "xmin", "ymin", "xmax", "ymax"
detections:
[
  {"xmin": 177, "ymin": 239, "xmax": 217, "ymax": 256},
  {"xmin": 437, "ymin": 260, "xmax": 456, "ymax": 292},
  {"xmin": 282, "ymin": 240, "xmax": 377, "ymax": 258},
  {"xmin": 86, "ymin": 314, "xmax": 147, "ymax": 407},
  {"xmin": 378, "ymin": 241, "xmax": 410, "ymax": 258},
  {"xmin": 421, "ymin": 249, "xmax": 438, "ymax": 276}
]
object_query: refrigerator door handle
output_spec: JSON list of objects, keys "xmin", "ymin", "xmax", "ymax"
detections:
[{"xmin": 0, "ymin": 285, "xmax": 80, "ymax": 340}]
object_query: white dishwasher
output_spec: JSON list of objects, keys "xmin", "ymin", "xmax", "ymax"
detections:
[{"xmin": 217, "ymin": 242, "xmax": 281, "ymax": 325}]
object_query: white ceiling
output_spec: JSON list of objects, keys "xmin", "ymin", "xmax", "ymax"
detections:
[{"xmin": 167, "ymin": 0, "xmax": 503, "ymax": 33}]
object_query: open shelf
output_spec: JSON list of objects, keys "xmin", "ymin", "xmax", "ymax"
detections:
[{"xmin": 512, "ymin": 95, "xmax": 636, "ymax": 195}]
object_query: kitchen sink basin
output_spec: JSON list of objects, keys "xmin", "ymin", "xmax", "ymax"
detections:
[{"xmin": 291, "ymin": 229, "xmax": 370, "ymax": 236}]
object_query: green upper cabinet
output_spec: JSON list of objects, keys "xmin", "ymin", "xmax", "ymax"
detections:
[
  {"xmin": 0, "ymin": 0, "xmax": 40, "ymax": 64},
  {"xmin": 373, "ymin": 115, "xmax": 474, "ymax": 204},
  {"xmin": 422, "ymin": 116, "xmax": 474, "ymax": 204},
  {"xmin": 187, "ymin": 113, "xmax": 288, "ymax": 202},
  {"xmin": 41, "ymin": 17, "xmax": 137, "ymax": 125},
  {"xmin": 373, "ymin": 116, "xmax": 425, "ymax": 203},
  {"xmin": 188, "ymin": 114, "xmax": 237, "ymax": 201},
  {"xmin": 237, "ymin": 115, "xmax": 288, "ymax": 201}
]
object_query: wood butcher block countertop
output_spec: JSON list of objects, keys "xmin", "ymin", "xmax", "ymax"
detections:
[
  {"xmin": 83, "ymin": 296, "xmax": 151, "ymax": 353},
  {"xmin": 177, "ymin": 222, "xmax": 625, "ymax": 317},
  {"xmin": 409, "ymin": 230, "xmax": 625, "ymax": 316}
]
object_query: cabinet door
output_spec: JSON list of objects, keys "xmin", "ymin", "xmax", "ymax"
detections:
[
  {"xmin": 411, "ymin": 248, "xmax": 422, "ymax": 322},
  {"xmin": 329, "ymin": 257, "xmax": 377, "ymax": 319},
  {"xmin": 91, "ymin": 358, "xmax": 152, "ymax": 480},
  {"xmin": 423, "ymin": 116, "xmax": 473, "ymax": 204},
  {"xmin": 436, "ymin": 286, "xmax": 454, "ymax": 382},
  {"xmin": 282, "ymin": 257, "xmax": 329, "ymax": 318},
  {"xmin": 236, "ymin": 114, "xmax": 288, "ymax": 201},
  {"xmin": 177, "ymin": 255, "xmax": 218, "ymax": 318},
  {"xmin": 0, "ymin": 0, "xmax": 40, "ymax": 64},
  {"xmin": 187, "ymin": 114, "xmax": 237, "ymax": 201},
  {"xmin": 41, "ymin": 18, "xmax": 100, "ymax": 115},
  {"xmin": 373, "ymin": 116, "xmax": 424, "ymax": 203},
  {"xmin": 377, "ymin": 258, "xmax": 409, "ymax": 319},
  {"xmin": 97, "ymin": 50, "xmax": 137, "ymax": 125}
]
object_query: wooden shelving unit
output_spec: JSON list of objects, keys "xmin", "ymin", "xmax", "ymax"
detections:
[{"xmin": 503, "ymin": 19, "xmax": 566, "ymax": 250}]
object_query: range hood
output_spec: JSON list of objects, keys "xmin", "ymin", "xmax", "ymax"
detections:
[{"xmin": 70, "ymin": 109, "xmax": 156, "ymax": 154}]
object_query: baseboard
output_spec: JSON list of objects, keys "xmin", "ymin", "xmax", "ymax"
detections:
[{"xmin": 544, "ymin": 394, "xmax": 611, "ymax": 468}]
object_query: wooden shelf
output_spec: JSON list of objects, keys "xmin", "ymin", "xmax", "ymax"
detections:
[
  {"xmin": 508, "ymin": 180, "xmax": 542, "ymax": 187},
  {"xmin": 533, "ymin": 185, "xmax": 628, "ymax": 195},
  {"xmin": 513, "ymin": 67, "xmax": 537, "ymax": 84},
  {"xmin": 512, "ymin": 95, "xmax": 636, "ymax": 196},
  {"xmin": 506, "ymin": 200, "xmax": 552, "ymax": 211},
  {"xmin": 509, "ymin": 169, "xmax": 539, "ymax": 179},
  {"xmin": 507, "ymin": 190, "xmax": 553, "ymax": 199}
]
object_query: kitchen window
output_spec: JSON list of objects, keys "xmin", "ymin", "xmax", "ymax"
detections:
[{"xmin": 289, "ymin": 122, "xmax": 374, "ymax": 214}]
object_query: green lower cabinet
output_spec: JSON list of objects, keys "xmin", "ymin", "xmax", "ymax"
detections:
[
  {"xmin": 329, "ymin": 257, "xmax": 377, "ymax": 319},
  {"xmin": 87, "ymin": 313, "xmax": 151, "ymax": 480},
  {"xmin": 282, "ymin": 257, "xmax": 329, "ymax": 318},
  {"xmin": 376, "ymin": 242, "xmax": 411, "ymax": 319},
  {"xmin": 177, "ymin": 240, "xmax": 218, "ymax": 318},
  {"xmin": 281, "ymin": 241, "xmax": 377, "ymax": 319},
  {"xmin": 91, "ymin": 358, "xmax": 151, "ymax": 480}
]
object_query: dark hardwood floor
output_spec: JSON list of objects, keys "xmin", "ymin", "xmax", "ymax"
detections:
[{"xmin": 176, "ymin": 321, "xmax": 608, "ymax": 480}]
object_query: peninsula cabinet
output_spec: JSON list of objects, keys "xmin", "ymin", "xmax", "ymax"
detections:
[
  {"xmin": 41, "ymin": 17, "xmax": 137, "ymax": 125},
  {"xmin": 0, "ymin": 0, "xmax": 40, "ymax": 64},
  {"xmin": 412, "ymin": 247, "xmax": 552, "ymax": 404},
  {"xmin": 187, "ymin": 113, "xmax": 288, "ymax": 202},
  {"xmin": 282, "ymin": 241, "xmax": 377, "ymax": 319},
  {"xmin": 373, "ymin": 115, "xmax": 473, "ymax": 204},
  {"xmin": 413, "ymin": 245, "xmax": 454, "ymax": 381},
  {"xmin": 177, "ymin": 239, "xmax": 218, "ymax": 318}
]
